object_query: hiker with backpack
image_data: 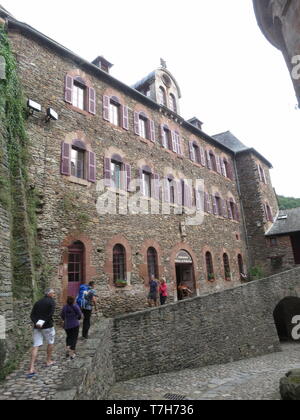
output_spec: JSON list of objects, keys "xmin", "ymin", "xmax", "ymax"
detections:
[
  {"xmin": 61, "ymin": 296, "xmax": 82, "ymax": 359},
  {"xmin": 76, "ymin": 281, "xmax": 97, "ymax": 339}
]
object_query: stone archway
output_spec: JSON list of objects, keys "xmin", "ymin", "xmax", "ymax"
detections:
[
  {"xmin": 175, "ymin": 250, "xmax": 196, "ymax": 301},
  {"xmin": 273, "ymin": 297, "xmax": 300, "ymax": 342}
]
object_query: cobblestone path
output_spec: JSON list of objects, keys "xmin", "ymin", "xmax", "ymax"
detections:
[
  {"xmin": 0, "ymin": 325, "xmax": 96, "ymax": 400},
  {"xmin": 107, "ymin": 343, "xmax": 300, "ymax": 400}
]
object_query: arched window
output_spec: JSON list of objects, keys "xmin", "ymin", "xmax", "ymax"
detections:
[
  {"xmin": 206, "ymin": 252, "xmax": 215, "ymax": 281},
  {"xmin": 113, "ymin": 244, "xmax": 126, "ymax": 284},
  {"xmin": 159, "ymin": 86, "xmax": 167, "ymax": 106},
  {"xmin": 223, "ymin": 253, "xmax": 231, "ymax": 280},
  {"xmin": 147, "ymin": 247, "xmax": 159, "ymax": 280},
  {"xmin": 169, "ymin": 93, "xmax": 177, "ymax": 113}
]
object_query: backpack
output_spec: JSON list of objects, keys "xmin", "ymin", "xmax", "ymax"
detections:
[{"xmin": 76, "ymin": 285, "xmax": 90, "ymax": 309}]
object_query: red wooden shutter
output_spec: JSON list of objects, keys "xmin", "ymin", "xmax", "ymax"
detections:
[
  {"xmin": 177, "ymin": 181, "xmax": 183, "ymax": 207},
  {"xmin": 235, "ymin": 204, "xmax": 240, "ymax": 222},
  {"xmin": 171, "ymin": 131, "xmax": 177, "ymax": 153},
  {"xmin": 88, "ymin": 151, "xmax": 96, "ymax": 182},
  {"xmin": 206, "ymin": 151, "xmax": 212, "ymax": 170},
  {"xmin": 205, "ymin": 192, "xmax": 212, "ymax": 213},
  {"xmin": 152, "ymin": 173, "xmax": 160, "ymax": 200},
  {"xmin": 189, "ymin": 141, "xmax": 196, "ymax": 162},
  {"xmin": 103, "ymin": 96, "xmax": 110, "ymax": 121},
  {"xmin": 149, "ymin": 120, "xmax": 155, "ymax": 142},
  {"xmin": 122, "ymin": 106, "xmax": 129, "ymax": 130},
  {"xmin": 104, "ymin": 157, "xmax": 111, "ymax": 187},
  {"xmin": 164, "ymin": 178, "xmax": 171, "ymax": 203},
  {"xmin": 134, "ymin": 112, "xmax": 140, "ymax": 135},
  {"xmin": 61, "ymin": 142, "xmax": 71, "ymax": 176},
  {"xmin": 124, "ymin": 163, "xmax": 131, "ymax": 192},
  {"xmin": 216, "ymin": 156, "xmax": 222, "ymax": 174},
  {"xmin": 227, "ymin": 161, "xmax": 234, "ymax": 180},
  {"xmin": 200, "ymin": 147, "xmax": 206, "ymax": 166},
  {"xmin": 222, "ymin": 199, "xmax": 228, "ymax": 218},
  {"xmin": 176, "ymin": 133, "xmax": 182, "ymax": 155},
  {"xmin": 221, "ymin": 159, "xmax": 227, "ymax": 177},
  {"xmin": 212, "ymin": 195, "xmax": 218, "ymax": 215},
  {"xmin": 262, "ymin": 168, "xmax": 267, "ymax": 184},
  {"xmin": 195, "ymin": 188, "xmax": 201, "ymax": 211},
  {"xmin": 64, "ymin": 75, "xmax": 73, "ymax": 104},
  {"xmin": 227, "ymin": 201, "xmax": 233, "ymax": 219},
  {"xmin": 88, "ymin": 88, "xmax": 96, "ymax": 115}
]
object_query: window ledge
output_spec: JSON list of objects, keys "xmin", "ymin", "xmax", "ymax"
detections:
[
  {"xmin": 68, "ymin": 176, "xmax": 91, "ymax": 187},
  {"xmin": 66, "ymin": 103, "xmax": 93, "ymax": 117}
]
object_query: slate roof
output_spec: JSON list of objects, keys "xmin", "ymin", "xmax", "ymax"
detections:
[
  {"xmin": 266, "ymin": 208, "xmax": 300, "ymax": 236},
  {"xmin": 213, "ymin": 131, "xmax": 273, "ymax": 168},
  {"xmin": 213, "ymin": 131, "xmax": 249, "ymax": 153}
]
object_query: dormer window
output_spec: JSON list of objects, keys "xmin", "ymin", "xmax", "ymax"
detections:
[
  {"xmin": 169, "ymin": 93, "xmax": 177, "ymax": 113},
  {"xmin": 159, "ymin": 86, "xmax": 167, "ymax": 106}
]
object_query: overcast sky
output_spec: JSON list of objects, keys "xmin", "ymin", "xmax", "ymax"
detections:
[{"xmin": 3, "ymin": 0, "xmax": 300, "ymax": 197}]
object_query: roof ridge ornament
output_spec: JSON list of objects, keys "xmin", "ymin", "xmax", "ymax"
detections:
[{"xmin": 160, "ymin": 58, "xmax": 167, "ymax": 69}]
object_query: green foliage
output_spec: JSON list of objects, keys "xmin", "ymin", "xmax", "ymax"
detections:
[
  {"xmin": 0, "ymin": 25, "xmax": 44, "ymax": 298},
  {"xmin": 278, "ymin": 195, "xmax": 300, "ymax": 210},
  {"xmin": 248, "ymin": 266, "xmax": 265, "ymax": 281}
]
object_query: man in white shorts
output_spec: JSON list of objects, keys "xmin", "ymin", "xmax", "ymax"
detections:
[{"xmin": 28, "ymin": 288, "xmax": 56, "ymax": 378}]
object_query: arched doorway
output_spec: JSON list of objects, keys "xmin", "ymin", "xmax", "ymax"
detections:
[
  {"xmin": 175, "ymin": 250, "xmax": 196, "ymax": 300},
  {"xmin": 67, "ymin": 241, "xmax": 85, "ymax": 297},
  {"xmin": 273, "ymin": 297, "xmax": 300, "ymax": 342}
]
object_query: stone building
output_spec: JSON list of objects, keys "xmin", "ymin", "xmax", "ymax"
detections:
[
  {"xmin": 0, "ymin": 4, "xmax": 299, "ymax": 360},
  {"xmin": 253, "ymin": 0, "xmax": 300, "ymax": 107}
]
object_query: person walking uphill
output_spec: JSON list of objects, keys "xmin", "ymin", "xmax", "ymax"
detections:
[
  {"xmin": 159, "ymin": 278, "xmax": 168, "ymax": 306},
  {"xmin": 27, "ymin": 288, "xmax": 56, "ymax": 378},
  {"xmin": 81, "ymin": 281, "xmax": 97, "ymax": 339},
  {"xmin": 61, "ymin": 296, "xmax": 82, "ymax": 359}
]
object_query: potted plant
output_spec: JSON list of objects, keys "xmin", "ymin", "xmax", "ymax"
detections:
[
  {"xmin": 208, "ymin": 273, "xmax": 215, "ymax": 282},
  {"xmin": 115, "ymin": 279, "xmax": 127, "ymax": 288},
  {"xmin": 225, "ymin": 270, "xmax": 231, "ymax": 281}
]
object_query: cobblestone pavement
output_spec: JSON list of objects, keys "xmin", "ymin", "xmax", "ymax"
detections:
[
  {"xmin": 107, "ymin": 343, "xmax": 300, "ymax": 401},
  {"xmin": 0, "ymin": 324, "xmax": 96, "ymax": 401}
]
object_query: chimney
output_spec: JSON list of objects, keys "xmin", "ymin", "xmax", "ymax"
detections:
[
  {"xmin": 188, "ymin": 117, "xmax": 204, "ymax": 131},
  {"xmin": 92, "ymin": 56, "xmax": 113, "ymax": 74}
]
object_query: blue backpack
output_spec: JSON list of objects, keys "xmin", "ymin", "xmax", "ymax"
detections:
[{"xmin": 76, "ymin": 284, "xmax": 90, "ymax": 308}]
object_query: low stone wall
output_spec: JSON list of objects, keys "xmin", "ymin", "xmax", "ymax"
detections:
[
  {"xmin": 53, "ymin": 319, "xmax": 115, "ymax": 400},
  {"xmin": 112, "ymin": 268, "xmax": 300, "ymax": 382}
]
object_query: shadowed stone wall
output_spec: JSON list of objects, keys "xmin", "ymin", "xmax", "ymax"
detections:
[{"xmin": 112, "ymin": 268, "xmax": 300, "ymax": 382}]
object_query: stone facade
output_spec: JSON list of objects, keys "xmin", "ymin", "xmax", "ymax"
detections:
[
  {"xmin": 253, "ymin": 0, "xmax": 300, "ymax": 106},
  {"xmin": 236, "ymin": 151, "xmax": 279, "ymax": 276},
  {"xmin": 0, "ymin": 6, "xmax": 297, "ymax": 378}
]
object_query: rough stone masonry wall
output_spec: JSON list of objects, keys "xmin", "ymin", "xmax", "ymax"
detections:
[
  {"xmin": 236, "ymin": 152, "xmax": 278, "ymax": 276},
  {"xmin": 7, "ymin": 29, "xmax": 248, "ymax": 317},
  {"xmin": 112, "ymin": 267, "xmax": 300, "ymax": 382},
  {"xmin": 53, "ymin": 319, "xmax": 115, "ymax": 401}
]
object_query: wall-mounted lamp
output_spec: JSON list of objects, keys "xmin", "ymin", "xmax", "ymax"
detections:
[
  {"xmin": 27, "ymin": 99, "xmax": 42, "ymax": 115},
  {"xmin": 45, "ymin": 107, "xmax": 58, "ymax": 122}
]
